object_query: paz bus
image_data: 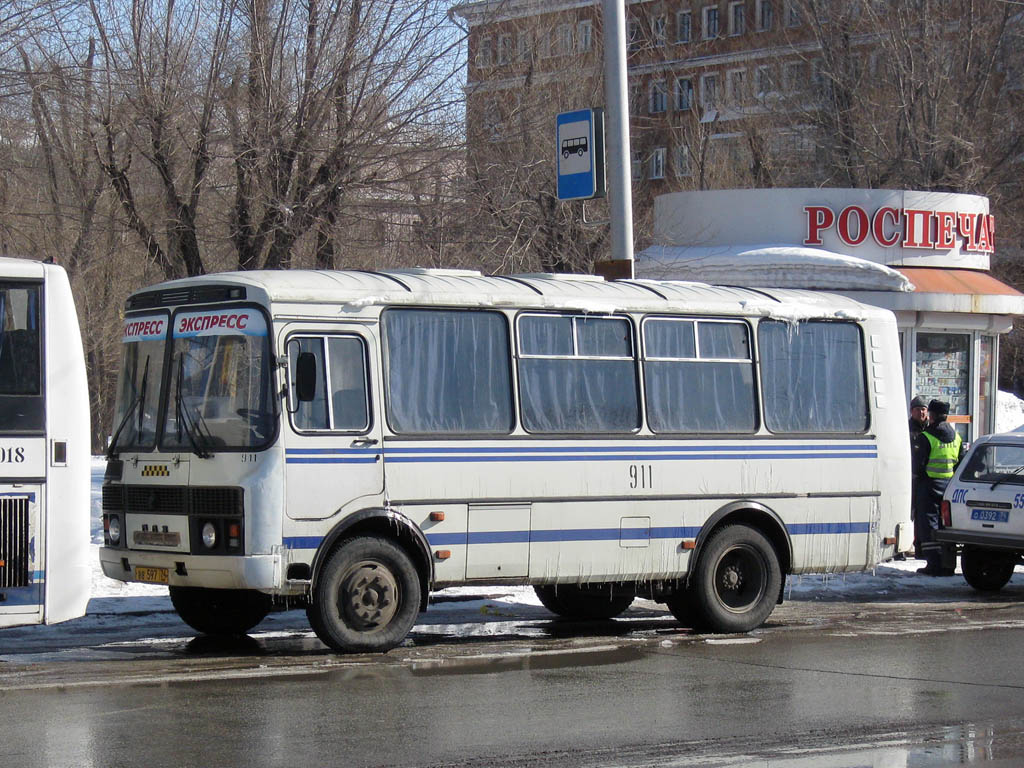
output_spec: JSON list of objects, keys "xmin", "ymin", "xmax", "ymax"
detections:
[
  {"xmin": 0, "ymin": 256, "xmax": 90, "ymax": 628},
  {"xmin": 99, "ymin": 268, "xmax": 911, "ymax": 652}
]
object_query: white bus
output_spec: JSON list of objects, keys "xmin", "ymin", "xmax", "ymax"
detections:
[
  {"xmin": 99, "ymin": 269, "xmax": 911, "ymax": 652},
  {"xmin": 0, "ymin": 257, "xmax": 91, "ymax": 628}
]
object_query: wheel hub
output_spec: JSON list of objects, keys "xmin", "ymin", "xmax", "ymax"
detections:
[
  {"xmin": 720, "ymin": 565, "xmax": 744, "ymax": 592},
  {"xmin": 340, "ymin": 561, "xmax": 399, "ymax": 631}
]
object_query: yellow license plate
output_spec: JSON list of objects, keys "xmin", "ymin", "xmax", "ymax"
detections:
[{"xmin": 134, "ymin": 566, "xmax": 169, "ymax": 584}]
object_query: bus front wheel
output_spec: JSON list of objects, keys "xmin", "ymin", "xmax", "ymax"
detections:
[
  {"xmin": 308, "ymin": 536, "xmax": 421, "ymax": 653},
  {"xmin": 679, "ymin": 524, "xmax": 781, "ymax": 634},
  {"xmin": 169, "ymin": 586, "xmax": 271, "ymax": 636},
  {"xmin": 534, "ymin": 584, "xmax": 634, "ymax": 619}
]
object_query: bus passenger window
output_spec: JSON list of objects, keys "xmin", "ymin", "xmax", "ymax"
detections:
[
  {"xmin": 643, "ymin": 318, "xmax": 756, "ymax": 434},
  {"xmin": 519, "ymin": 314, "xmax": 640, "ymax": 434},
  {"xmin": 0, "ymin": 285, "xmax": 41, "ymax": 396},
  {"xmin": 759, "ymin": 320, "xmax": 868, "ymax": 433},
  {"xmin": 327, "ymin": 337, "xmax": 369, "ymax": 432}
]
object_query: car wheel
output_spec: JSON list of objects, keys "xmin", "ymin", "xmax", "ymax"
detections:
[{"xmin": 961, "ymin": 545, "xmax": 1015, "ymax": 592}]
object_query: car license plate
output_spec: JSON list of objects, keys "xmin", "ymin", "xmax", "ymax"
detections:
[
  {"xmin": 971, "ymin": 508, "xmax": 1009, "ymax": 523},
  {"xmin": 134, "ymin": 566, "xmax": 169, "ymax": 584}
]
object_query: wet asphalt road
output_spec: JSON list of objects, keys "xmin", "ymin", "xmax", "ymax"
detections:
[{"xmin": 3, "ymin": 597, "xmax": 1024, "ymax": 767}]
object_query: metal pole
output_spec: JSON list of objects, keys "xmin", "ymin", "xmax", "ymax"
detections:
[{"xmin": 602, "ymin": 0, "xmax": 634, "ymax": 272}]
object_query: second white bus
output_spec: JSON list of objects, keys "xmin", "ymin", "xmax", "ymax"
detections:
[
  {"xmin": 0, "ymin": 257, "xmax": 90, "ymax": 629},
  {"xmin": 99, "ymin": 269, "xmax": 911, "ymax": 652}
]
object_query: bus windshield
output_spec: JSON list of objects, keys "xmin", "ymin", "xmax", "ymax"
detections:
[
  {"xmin": 110, "ymin": 314, "xmax": 168, "ymax": 451},
  {"xmin": 162, "ymin": 308, "xmax": 274, "ymax": 452}
]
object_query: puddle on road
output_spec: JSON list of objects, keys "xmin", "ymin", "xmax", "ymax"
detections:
[
  {"xmin": 639, "ymin": 722, "xmax": 1022, "ymax": 768},
  {"xmin": 406, "ymin": 642, "xmax": 646, "ymax": 677}
]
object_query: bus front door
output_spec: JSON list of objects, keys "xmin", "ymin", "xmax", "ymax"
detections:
[{"xmin": 283, "ymin": 330, "xmax": 384, "ymax": 521}]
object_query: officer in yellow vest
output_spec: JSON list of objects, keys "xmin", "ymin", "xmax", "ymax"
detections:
[{"xmin": 912, "ymin": 399, "xmax": 964, "ymax": 576}]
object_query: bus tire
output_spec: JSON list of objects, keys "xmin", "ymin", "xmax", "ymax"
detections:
[
  {"xmin": 686, "ymin": 524, "xmax": 781, "ymax": 633},
  {"xmin": 961, "ymin": 545, "xmax": 1015, "ymax": 592},
  {"xmin": 308, "ymin": 536, "xmax": 421, "ymax": 653},
  {"xmin": 533, "ymin": 584, "xmax": 634, "ymax": 619},
  {"xmin": 169, "ymin": 586, "xmax": 271, "ymax": 636}
]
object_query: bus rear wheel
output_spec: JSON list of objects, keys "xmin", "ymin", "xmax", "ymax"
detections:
[
  {"xmin": 534, "ymin": 584, "xmax": 634, "ymax": 619},
  {"xmin": 169, "ymin": 586, "xmax": 271, "ymax": 636},
  {"xmin": 679, "ymin": 524, "xmax": 781, "ymax": 633},
  {"xmin": 961, "ymin": 545, "xmax": 1015, "ymax": 592},
  {"xmin": 308, "ymin": 536, "xmax": 421, "ymax": 653}
]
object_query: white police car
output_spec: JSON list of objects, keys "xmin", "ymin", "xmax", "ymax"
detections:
[{"xmin": 936, "ymin": 431, "xmax": 1024, "ymax": 591}]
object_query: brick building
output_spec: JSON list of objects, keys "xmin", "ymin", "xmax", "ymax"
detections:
[{"xmin": 451, "ymin": 0, "xmax": 842, "ymax": 242}]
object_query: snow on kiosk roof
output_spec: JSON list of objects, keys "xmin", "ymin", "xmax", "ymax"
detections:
[{"xmin": 125, "ymin": 267, "xmax": 887, "ymax": 322}]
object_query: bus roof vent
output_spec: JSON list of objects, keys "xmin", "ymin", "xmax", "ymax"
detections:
[
  {"xmin": 126, "ymin": 284, "xmax": 247, "ymax": 311},
  {"xmin": 384, "ymin": 268, "xmax": 482, "ymax": 278},
  {"xmin": 513, "ymin": 273, "xmax": 605, "ymax": 282}
]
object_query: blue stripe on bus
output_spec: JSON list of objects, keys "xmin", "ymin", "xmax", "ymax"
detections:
[
  {"xmin": 285, "ymin": 444, "xmax": 877, "ymax": 465},
  {"xmin": 283, "ymin": 522, "xmax": 870, "ymax": 551},
  {"xmin": 0, "ymin": 584, "xmax": 43, "ymax": 606}
]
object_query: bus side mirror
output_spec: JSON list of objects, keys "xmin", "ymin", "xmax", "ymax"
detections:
[{"xmin": 295, "ymin": 352, "xmax": 317, "ymax": 402}]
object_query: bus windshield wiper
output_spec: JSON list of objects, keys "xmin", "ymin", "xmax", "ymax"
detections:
[
  {"xmin": 990, "ymin": 464, "xmax": 1024, "ymax": 490},
  {"xmin": 175, "ymin": 354, "xmax": 213, "ymax": 459},
  {"xmin": 106, "ymin": 355, "xmax": 150, "ymax": 460}
]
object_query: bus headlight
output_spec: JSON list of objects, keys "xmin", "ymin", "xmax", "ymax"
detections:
[
  {"xmin": 107, "ymin": 515, "xmax": 122, "ymax": 546},
  {"xmin": 201, "ymin": 521, "xmax": 217, "ymax": 549}
]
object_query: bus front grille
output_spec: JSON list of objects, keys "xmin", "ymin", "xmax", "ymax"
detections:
[
  {"xmin": 0, "ymin": 497, "xmax": 30, "ymax": 588},
  {"xmin": 104, "ymin": 485, "xmax": 243, "ymax": 518}
]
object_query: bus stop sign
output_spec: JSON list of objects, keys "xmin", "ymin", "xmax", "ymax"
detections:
[{"xmin": 556, "ymin": 108, "xmax": 605, "ymax": 201}]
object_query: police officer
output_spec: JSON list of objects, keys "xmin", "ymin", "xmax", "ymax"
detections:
[
  {"xmin": 907, "ymin": 395, "xmax": 929, "ymax": 560},
  {"xmin": 913, "ymin": 399, "xmax": 963, "ymax": 576}
]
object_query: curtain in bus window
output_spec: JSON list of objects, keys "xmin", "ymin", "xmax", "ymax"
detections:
[
  {"xmin": 290, "ymin": 337, "xmax": 329, "ymax": 430},
  {"xmin": 643, "ymin": 319, "xmax": 755, "ymax": 433},
  {"xmin": 385, "ymin": 309, "xmax": 513, "ymax": 434},
  {"xmin": 519, "ymin": 315, "xmax": 640, "ymax": 433},
  {"xmin": 759, "ymin": 320, "xmax": 868, "ymax": 433}
]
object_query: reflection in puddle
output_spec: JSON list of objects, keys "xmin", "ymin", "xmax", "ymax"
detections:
[
  {"xmin": 409, "ymin": 643, "xmax": 645, "ymax": 677},
  {"xmin": 701, "ymin": 723, "xmax": 1002, "ymax": 767}
]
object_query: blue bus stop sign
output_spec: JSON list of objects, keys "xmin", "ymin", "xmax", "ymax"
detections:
[{"xmin": 556, "ymin": 108, "xmax": 605, "ymax": 201}]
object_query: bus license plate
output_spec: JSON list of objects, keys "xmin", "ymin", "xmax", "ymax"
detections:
[
  {"xmin": 134, "ymin": 566, "xmax": 169, "ymax": 584},
  {"xmin": 971, "ymin": 508, "xmax": 1009, "ymax": 524}
]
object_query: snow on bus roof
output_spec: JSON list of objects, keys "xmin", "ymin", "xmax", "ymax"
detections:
[{"xmin": 129, "ymin": 268, "xmax": 885, "ymax": 321}]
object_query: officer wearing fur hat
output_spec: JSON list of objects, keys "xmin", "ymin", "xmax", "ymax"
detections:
[
  {"xmin": 907, "ymin": 395, "xmax": 929, "ymax": 559},
  {"xmin": 912, "ymin": 399, "xmax": 964, "ymax": 576}
]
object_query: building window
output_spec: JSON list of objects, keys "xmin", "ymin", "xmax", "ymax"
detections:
[
  {"xmin": 653, "ymin": 14, "xmax": 667, "ymax": 46},
  {"xmin": 727, "ymin": 68, "xmax": 746, "ymax": 105},
  {"xmin": 628, "ymin": 18, "xmax": 642, "ymax": 52},
  {"xmin": 703, "ymin": 5, "xmax": 720, "ymax": 39},
  {"xmin": 676, "ymin": 77, "xmax": 694, "ymax": 110},
  {"xmin": 757, "ymin": 0, "xmax": 773, "ymax": 31},
  {"xmin": 538, "ymin": 30, "xmax": 551, "ymax": 58},
  {"xmin": 675, "ymin": 144, "xmax": 692, "ymax": 177},
  {"xmin": 577, "ymin": 20, "xmax": 593, "ymax": 53},
  {"xmin": 701, "ymin": 72, "xmax": 719, "ymax": 108},
  {"xmin": 650, "ymin": 147, "xmax": 666, "ymax": 179},
  {"xmin": 498, "ymin": 34, "xmax": 514, "ymax": 65},
  {"xmin": 783, "ymin": 60, "xmax": 804, "ymax": 93},
  {"xmin": 555, "ymin": 24, "xmax": 573, "ymax": 56},
  {"xmin": 728, "ymin": 2, "xmax": 746, "ymax": 36},
  {"xmin": 755, "ymin": 65, "xmax": 772, "ymax": 97},
  {"xmin": 517, "ymin": 33, "xmax": 531, "ymax": 61},
  {"xmin": 784, "ymin": 0, "xmax": 801, "ymax": 28},
  {"xmin": 650, "ymin": 80, "xmax": 667, "ymax": 113},
  {"xmin": 677, "ymin": 10, "xmax": 692, "ymax": 42},
  {"xmin": 476, "ymin": 37, "xmax": 492, "ymax": 68},
  {"xmin": 631, "ymin": 150, "xmax": 642, "ymax": 180}
]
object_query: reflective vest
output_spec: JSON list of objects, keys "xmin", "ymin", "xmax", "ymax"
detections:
[{"xmin": 923, "ymin": 430, "xmax": 962, "ymax": 479}]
